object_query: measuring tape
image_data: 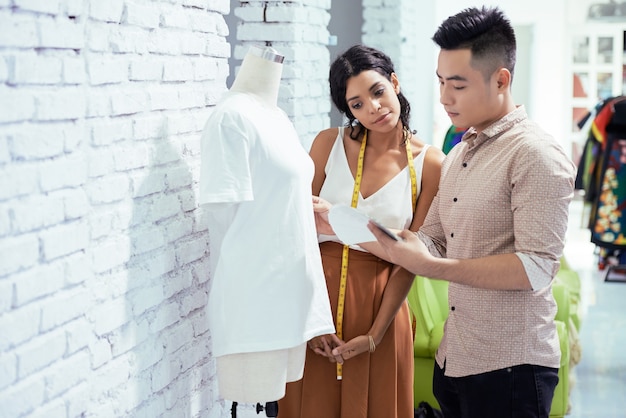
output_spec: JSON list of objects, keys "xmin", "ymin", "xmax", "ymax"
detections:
[{"xmin": 335, "ymin": 128, "xmax": 418, "ymax": 380}]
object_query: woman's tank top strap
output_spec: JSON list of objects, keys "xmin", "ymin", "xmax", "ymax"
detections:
[{"xmin": 414, "ymin": 143, "xmax": 430, "ymax": 166}]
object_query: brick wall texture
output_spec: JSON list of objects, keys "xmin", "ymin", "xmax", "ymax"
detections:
[{"xmin": 0, "ymin": 0, "xmax": 414, "ymax": 417}]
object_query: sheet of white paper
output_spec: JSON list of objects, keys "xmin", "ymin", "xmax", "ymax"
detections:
[{"xmin": 328, "ymin": 204, "xmax": 376, "ymax": 245}]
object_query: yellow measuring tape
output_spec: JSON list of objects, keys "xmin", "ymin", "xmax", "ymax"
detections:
[{"xmin": 335, "ymin": 128, "xmax": 418, "ymax": 380}]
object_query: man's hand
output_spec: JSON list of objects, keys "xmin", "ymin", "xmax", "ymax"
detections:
[{"xmin": 367, "ymin": 222, "xmax": 432, "ymax": 275}]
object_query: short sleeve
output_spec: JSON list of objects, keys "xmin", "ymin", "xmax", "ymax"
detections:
[{"xmin": 199, "ymin": 109, "xmax": 254, "ymax": 205}]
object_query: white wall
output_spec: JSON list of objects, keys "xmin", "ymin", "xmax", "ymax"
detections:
[
  {"xmin": 327, "ymin": 0, "xmax": 364, "ymax": 127},
  {"xmin": 361, "ymin": 0, "xmax": 437, "ymax": 144}
]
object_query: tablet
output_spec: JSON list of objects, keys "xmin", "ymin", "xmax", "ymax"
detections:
[{"xmin": 370, "ymin": 219, "xmax": 402, "ymax": 241}]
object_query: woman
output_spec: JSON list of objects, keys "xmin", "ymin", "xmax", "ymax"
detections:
[{"xmin": 278, "ymin": 45, "xmax": 444, "ymax": 417}]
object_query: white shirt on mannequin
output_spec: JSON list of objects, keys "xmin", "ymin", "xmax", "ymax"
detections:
[{"xmin": 199, "ymin": 45, "xmax": 335, "ymax": 404}]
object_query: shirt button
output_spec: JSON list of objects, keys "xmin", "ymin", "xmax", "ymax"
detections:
[
  {"xmin": 462, "ymin": 162, "xmax": 467, "ymax": 167},
  {"xmin": 450, "ymin": 232, "xmax": 454, "ymax": 238},
  {"xmin": 451, "ymin": 306, "xmax": 455, "ymax": 311},
  {"xmin": 453, "ymin": 197, "xmax": 458, "ymax": 202}
]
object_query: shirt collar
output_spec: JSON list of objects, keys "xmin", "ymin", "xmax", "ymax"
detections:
[{"xmin": 461, "ymin": 105, "xmax": 528, "ymax": 149}]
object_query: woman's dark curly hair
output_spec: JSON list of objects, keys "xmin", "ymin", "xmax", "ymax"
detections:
[{"xmin": 329, "ymin": 45, "xmax": 411, "ymax": 140}]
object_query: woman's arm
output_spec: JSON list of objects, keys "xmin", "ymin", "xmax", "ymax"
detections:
[{"xmin": 310, "ymin": 128, "xmax": 339, "ymax": 196}]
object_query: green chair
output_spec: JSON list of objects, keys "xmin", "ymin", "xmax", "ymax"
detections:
[
  {"xmin": 407, "ymin": 276, "xmax": 572, "ymax": 416},
  {"xmin": 407, "ymin": 275, "xmax": 448, "ymax": 409},
  {"xmin": 555, "ymin": 256, "xmax": 582, "ymax": 331},
  {"xmin": 550, "ymin": 281, "xmax": 572, "ymax": 418},
  {"xmin": 554, "ymin": 256, "xmax": 583, "ymax": 369}
]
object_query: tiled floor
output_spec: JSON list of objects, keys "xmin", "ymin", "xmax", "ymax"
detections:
[
  {"xmin": 231, "ymin": 196, "xmax": 626, "ymax": 418},
  {"xmin": 563, "ymin": 196, "xmax": 626, "ymax": 418}
]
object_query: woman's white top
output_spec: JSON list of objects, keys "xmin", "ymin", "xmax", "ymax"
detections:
[
  {"xmin": 319, "ymin": 126, "xmax": 430, "ymax": 249},
  {"xmin": 199, "ymin": 91, "xmax": 335, "ymax": 357}
]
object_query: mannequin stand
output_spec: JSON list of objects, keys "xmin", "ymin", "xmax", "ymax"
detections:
[
  {"xmin": 257, "ymin": 401, "xmax": 279, "ymax": 417},
  {"xmin": 230, "ymin": 401, "xmax": 278, "ymax": 418}
]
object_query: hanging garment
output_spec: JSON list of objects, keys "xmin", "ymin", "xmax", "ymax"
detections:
[
  {"xmin": 580, "ymin": 96, "xmax": 626, "ymax": 249},
  {"xmin": 575, "ymin": 97, "xmax": 621, "ymax": 204},
  {"xmin": 441, "ymin": 125, "xmax": 466, "ymax": 155}
]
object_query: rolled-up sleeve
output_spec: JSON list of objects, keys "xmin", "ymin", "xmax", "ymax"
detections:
[
  {"xmin": 418, "ymin": 230, "xmax": 446, "ymax": 259},
  {"xmin": 512, "ymin": 139, "xmax": 575, "ymax": 289}
]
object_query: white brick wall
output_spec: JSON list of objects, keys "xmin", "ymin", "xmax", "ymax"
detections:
[{"xmin": 0, "ymin": 0, "xmax": 230, "ymax": 416}]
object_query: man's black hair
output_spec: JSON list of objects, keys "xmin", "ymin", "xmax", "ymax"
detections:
[{"xmin": 432, "ymin": 6, "xmax": 516, "ymax": 81}]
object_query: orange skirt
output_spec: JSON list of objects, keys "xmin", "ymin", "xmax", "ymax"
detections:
[{"xmin": 278, "ymin": 242, "xmax": 414, "ymax": 418}]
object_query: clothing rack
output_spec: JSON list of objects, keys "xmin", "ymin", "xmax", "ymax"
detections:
[{"xmin": 575, "ymin": 96, "xmax": 626, "ymax": 282}]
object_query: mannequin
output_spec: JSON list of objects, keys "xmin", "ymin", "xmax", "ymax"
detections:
[
  {"xmin": 230, "ymin": 45, "xmax": 283, "ymax": 105},
  {"xmin": 199, "ymin": 45, "xmax": 335, "ymax": 415}
]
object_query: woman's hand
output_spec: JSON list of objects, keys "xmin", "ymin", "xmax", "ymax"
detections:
[
  {"xmin": 331, "ymin": 334, "xmax": 374, "ymax": 364},
  {"xmin": 312, "ymin": 195, "xmax": 334, "ymax": 235},
  {"xmin": 308, "ymin": 334, "xmax": 344, "ymax": 362}
]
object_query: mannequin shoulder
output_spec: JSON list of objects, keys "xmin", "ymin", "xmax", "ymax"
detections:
[
  {"xmin": 206, "ymin": 98, "xmax": 249, "ymax": 125},
  {"xmin": 209, "ymin": 93, "xmax": 261, "ymax": 120}
]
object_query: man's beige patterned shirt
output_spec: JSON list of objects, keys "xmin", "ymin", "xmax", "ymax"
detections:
[{"xmin": 419, "ymin": 106, "xmax": 576, "ymax": 377}]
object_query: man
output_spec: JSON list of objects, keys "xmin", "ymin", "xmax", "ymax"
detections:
[{"xmin": 362, "ymin": 6, "xmax": 575, "ymax": 418}]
